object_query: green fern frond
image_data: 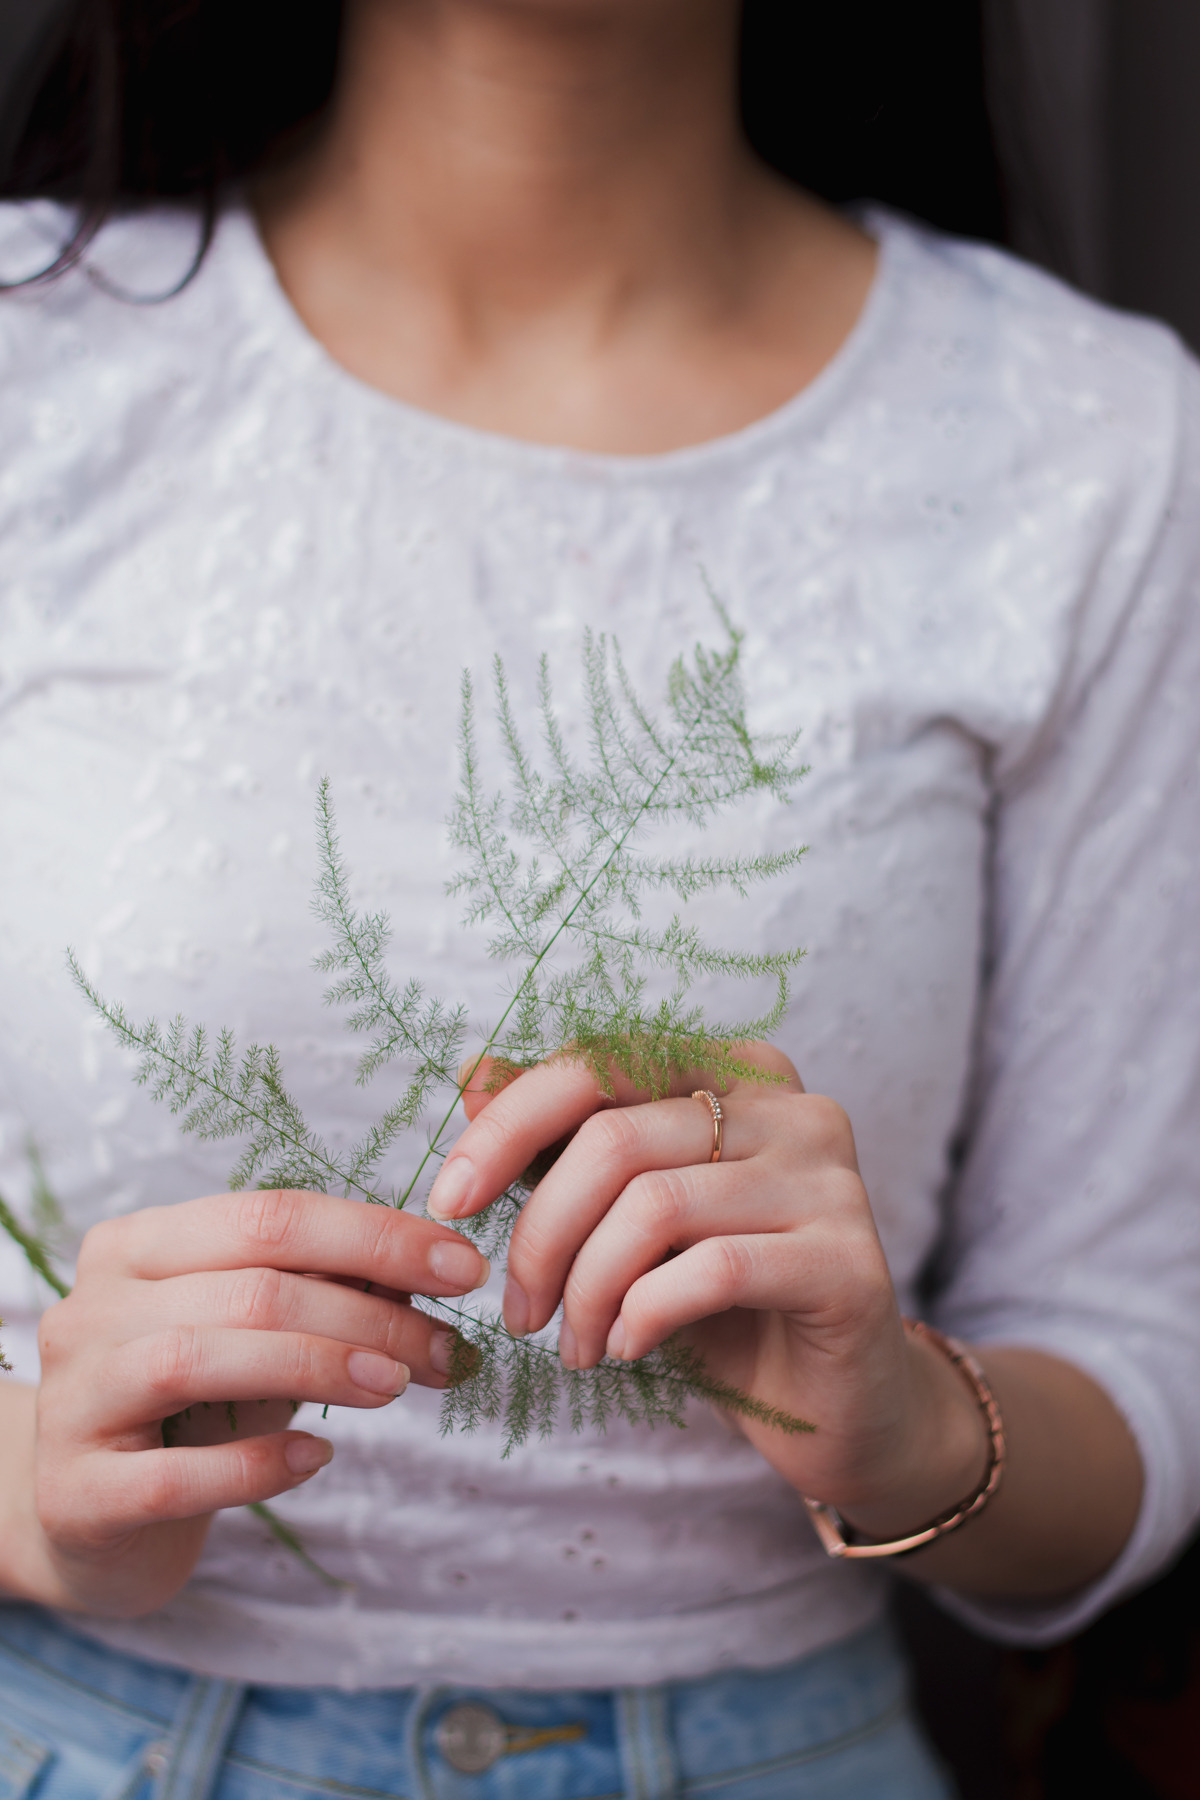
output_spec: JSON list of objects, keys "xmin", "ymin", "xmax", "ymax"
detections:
[
  {"xmin": 65, "ymin": 962, "xmax": 383, "ymax": 1205},
  {"xmin": 72, "ymin": 616, "xmax": 816, "ymax": 1449}
]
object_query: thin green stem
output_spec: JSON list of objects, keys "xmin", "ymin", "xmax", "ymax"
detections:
[
  {"xmin": 398, "ymin": 683, "xmax": 712, "ymax": 1208},
  {"xmin": 247, "ymin": 1502, "xmax": 350, "ymax": 1589},
  {"xmin": 0, "ymin": 1193, "xmax": 70, "ymax": 1297}
]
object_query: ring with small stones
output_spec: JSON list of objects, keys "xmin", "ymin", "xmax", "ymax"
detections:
[{"xmin": 691, "ymin": 1089, "xmax": 724, "ymax": 1163}]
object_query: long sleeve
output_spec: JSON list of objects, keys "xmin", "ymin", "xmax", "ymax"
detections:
[{"xmin": 930, "ymin": 345, "xmax": 1200, "ymax": 1643}]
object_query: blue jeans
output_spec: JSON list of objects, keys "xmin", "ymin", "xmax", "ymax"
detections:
[{"xmin": 0, "ymin": 1604, "xmax": 953, "ymax": 1800}]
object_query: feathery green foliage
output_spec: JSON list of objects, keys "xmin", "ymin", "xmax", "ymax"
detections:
[
  {"xmin": 70, "ymin": 621, "xmax": 815, "ymax": 1452},
  {"xmin": 447, "ymin": 624, "xmax": 807, "ymax": 1103},
  {"xmin": 0, "ymin": 1189, "xmax": 70, "ymax": 1300},
  {"xmin": 0, "ymin": 1163, "xmax": 69, "ymax": 1371}
]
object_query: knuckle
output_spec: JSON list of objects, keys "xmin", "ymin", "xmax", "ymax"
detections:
[
  {"xmin": 235, "ymin": 1188, "xmax": 302, "ymax": 1253},
  {"xmin": 809, "ymin": 1234, "xmax": 856, "ymax": 1311},
  {"xmin": 560, "ymin": 1263, "xmax": 592, "ymax": 1316},
  {"xmin": 36, "ymin": 1297, "xmax": 73, "ymax": 1369},
  {"xmin": 579, "ymin": 1106, "xmax": 643, "ymax": 1164},
  {"xmin": 851, "ymin": 1243, "xmax": 895, "ymax": 1314},
  {"xmin": 132, "ymin": 1456, "xmax": 183, "ymax": 1521},
  {"xmin": 380, "ymin": 1303, "xmax": 415, "ymax": 1361},
  {"xmin": 75, "ymin": 1215, "xmax": 126, "ymax": 1277},
  {"xmin": 143, "ymin": 1325, "xmax": 202, "ymax": 1400},
  {"xmin": 471, "ymin": 1103, "xmax": 522, "ymax": 1161},
  {"xmin": 229, "ymin": 1432, "xmax": 276, "ymax": 1491},
  {"xmin": 690, "ymin": 1231, "xmax": 755, "ymax": 1303},
  {"xmin": 739, "ymin": 1041, "xmax": 801, "ymax": 1088},
  {"xmin": 504, "ymin": 1199, "xmax": 561, "ymax": 1275},
  {"xmin": 700, "ymin": 1234, "xmax": 754, "ymax": 1294},
  {"xmin": 809, "ymin": 1222, "xmax": 891, "ymax": 1321},
  {"xmin": 359, "ymin": 1207, "xmax": 403, "ymax": 1282},
  {"xmin": 280, "ymin": 1334, "xmax": 322, "ymax": 1391},
  {"xmin": 798, "ymin": 1094, "xmax": 855, "ymax": 1162},
  {"xmin": 628, "ymin": 1168, "xmax": 690, "ymax": 1235},
  {"xmin": 230, "ymin": 1265, "xmax": 287, "ymax": 1330},
  {"xmin": 825, "ymin": 1165, "xmax": 869, "ymax": 1222}
]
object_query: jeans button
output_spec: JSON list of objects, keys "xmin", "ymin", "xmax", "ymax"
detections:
[{"xmin": 435, "ymin": 1702, "xmax": 508, "ymax": 1774}]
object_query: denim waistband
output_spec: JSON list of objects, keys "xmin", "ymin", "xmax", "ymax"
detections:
[{"xmin": 0, "ymin": 1602, "xmax": 950, "ymax": 1800}]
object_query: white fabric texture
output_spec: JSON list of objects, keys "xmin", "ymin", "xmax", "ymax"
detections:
[{"xmin": 0, "ymin": 201, "xmax": 1198, "ymax": 1688}]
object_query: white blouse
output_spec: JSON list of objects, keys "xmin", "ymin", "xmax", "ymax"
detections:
[{"xmin": 0, "ymin": 201, "xmax": 1197, "ymax": 1691}]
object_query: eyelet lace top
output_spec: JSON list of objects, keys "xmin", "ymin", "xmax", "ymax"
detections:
[{"xmin": 0, "ymin": 201, "xmax": 1197, "ymax": 1687}]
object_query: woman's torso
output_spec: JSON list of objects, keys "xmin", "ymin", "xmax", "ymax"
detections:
[{"xmin": 0, "ymin": 200, "xmax": 1178, "ymax": 1687}]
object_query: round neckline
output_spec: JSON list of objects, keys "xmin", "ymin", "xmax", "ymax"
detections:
[{"xmin": 230, "ymin": 199, "xmax": 903, "ymax": 481}]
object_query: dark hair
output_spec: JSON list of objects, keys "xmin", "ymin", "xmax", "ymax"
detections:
[{"xmin": 1, "ymin": 0, "xmax": 1004, "ymax": 284}]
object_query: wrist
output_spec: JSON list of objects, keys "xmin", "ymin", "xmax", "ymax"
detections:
[
  {"xmin": 832, "ymin": 1324, "xmax": 992, "ymax": 1545},
  {"xmin": 0, "ymin": 1381, "xmax": 174, "ymax": 1616}
]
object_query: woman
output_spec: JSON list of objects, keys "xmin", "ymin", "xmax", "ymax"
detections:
[{"xmin": 0, "ymin": 3, "xmax": 1197, "ymax": 1796}]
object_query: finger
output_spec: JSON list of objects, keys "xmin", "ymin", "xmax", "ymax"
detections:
[
  {"xmin": 605, "ymin": 1228, "xmax": 851, "ymax": 1363},
  {"xmin": 429, "ymin": 1059, "xmax": 611, "ymax": 1222},
  {"xmin": 87, "ymin": 1268, "xmax": 466, "ymax": 1389},
  {"xmin": 61, "ymin": 1325, "xmax": 414, "ymax": 1437},
  {"xmin": 556, "ymin": 1097, "xmax": 867, "ymax": 1362},
  {"xmin": 51, "ymin": 1433, "xmax": 339, "ymax": 1539},
  {"xmin": 558, "ymin": 1160, "xmax": 801, "ymax": 1365},
  {"xmin": 458, "ymin": 1054, "xmax": 522, "ymax": 1123},
  {"xmin": 428, "ymin": 1045, "xmax": 802, "ymax": 1224},
  {"xmin": 83, "ymin": 1191, "xmax": 491, "ymax": 1295},
  {"xmin": 504, "ymin": 1096, "xmax": 770, "ymax": 1339}
]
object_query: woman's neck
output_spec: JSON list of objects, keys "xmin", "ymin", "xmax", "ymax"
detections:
[{"xmin": 256, "ymin": 0, "xmax": 876, "ymax": 454}]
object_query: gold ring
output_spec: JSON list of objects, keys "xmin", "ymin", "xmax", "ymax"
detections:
[{"xmin": 691, "ymin": 1090, "xmax": 724, "ymax": 1163}]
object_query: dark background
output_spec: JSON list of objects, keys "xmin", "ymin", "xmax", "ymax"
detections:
[
  {"xmin": 743, "ymin": 7, "xmax": 1200, "ymax": 1794},
  {"xmin": 741, "ymin": 0, "xmax": 1200, "ymax": 357},
  {"xmin": 1, "ymin": 3, "xmax": 1198, "ymax": 1797}
]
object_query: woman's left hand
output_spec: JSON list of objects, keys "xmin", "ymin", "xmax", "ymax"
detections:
[{"xmin": 426, "ymin": 1048, "xmax": 988, "ymax": 1539}]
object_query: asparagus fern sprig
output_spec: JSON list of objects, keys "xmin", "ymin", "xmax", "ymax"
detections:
[{"xmin": 67, "ymin": 620, "xmax": 814, "ymax": 1451}]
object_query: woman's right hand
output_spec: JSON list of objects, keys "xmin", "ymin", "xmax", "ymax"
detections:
[{"xmin": 10, "ymin": 1188, "xmax": 488, "ymax": 1618}]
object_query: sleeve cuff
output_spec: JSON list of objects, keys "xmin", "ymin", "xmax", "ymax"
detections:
[{"xmin": 925, "ymin": 1319, "xmax": 1197, "ymax": 1645}]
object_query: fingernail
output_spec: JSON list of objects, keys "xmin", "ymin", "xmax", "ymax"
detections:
[
  {"xmin": 429, "ymin": 1238, "xmax": 490, "ymax": 1292},
  {"xmin": 429, "ymin": 1329, "xmax": 456, "ymax": 1375},
  {"xmin": 558, "ymin": 1318, "xmax": 579, "ymax": 1370},
  {"xmin": 428, "ymin": 1157, "xmax": 474, "ymax": 1220},
  {"xmin": 285, "ymin": 1435, "xmax": 334, "ymax": 1477},
  {"xmin": 503, "ymin": 1277, "xmax": 530, "ymax": 1338},
  {"xmin": 606, "ymin": 1318, "xmax": 628, "ymax": 1361},
  {"xmin": 348, "ymin": 1352, "xmax": 410, "ymax": 1396}
]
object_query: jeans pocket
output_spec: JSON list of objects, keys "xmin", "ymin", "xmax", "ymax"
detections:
[{"xmin": 0, "ymin": 1718, "xmax": 53, "ymax": 1800}]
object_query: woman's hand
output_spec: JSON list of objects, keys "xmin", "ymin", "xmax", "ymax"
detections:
[
  {"xmin": 427, "ymin": 1051, "xmax": 990, "ymax": 1546},
  {"xmin": 10, "ymin": 1190, "xmax": 488, "ymax": 1618}
]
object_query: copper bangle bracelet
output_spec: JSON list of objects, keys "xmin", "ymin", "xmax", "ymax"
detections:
[{"xmin": 803, "ymin": 1320, "xmax": 1007, "ymax": 1560}]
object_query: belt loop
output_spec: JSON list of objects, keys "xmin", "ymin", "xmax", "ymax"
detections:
[
  {"xmin": 153, "ymin": 1676, "xmax": 246, "ymax": 1800},
  {"xmin": 616, "ymin": 1684, "xmax": 678, "ymax": 1800},
  {"xmin": 405, "ymin": 1685, "xmax": 446, "ymax": 1800}
]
